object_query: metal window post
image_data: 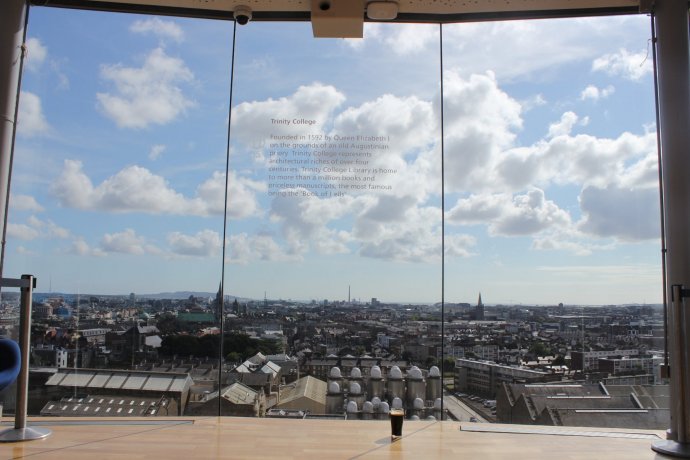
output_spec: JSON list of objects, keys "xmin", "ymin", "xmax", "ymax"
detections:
[
  {"xmin": 651, "ymin": 0, "xmax": 690, "ymax": 457},
  {"xmin": 0, "ymin": 275, "xmax": 51, "ymax": 442},
  {"xmin": 0, "ymin": 0, "xmax": 27, "ymax": 280}
]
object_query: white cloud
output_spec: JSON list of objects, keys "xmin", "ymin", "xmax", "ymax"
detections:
[
  {"xmin": 531, "ymin": 227, "xmax": 617, "ymax": 256},
  {"xmin": 223, "ymin": 58, "xmax": 659, "ymax": 262},
  {"xmin": 445, "ymin": 234, "xmax": 478, "ymax": 258},
  {"xmin": 27, "ymin": 215, "xmax": 70, "ymax": 239},
  {"xmin": 16, "ymin": 246, "xmax": 37, "ymax": 256},
  {"xmin": 352, "ymin": 17, "xmax": 650, "ymax": 83},
  {"xmin": 267, "ymin": 187, "xmax": 476, "ymax": 263},
  {"xmin": 355, "ymin": 201, "xmax": 472, "ymax": 262},
  {"xmin": 7, "ymin": 223, "xmax": 39, "ymax": 241},
  {"xmin": 618, "ymin": 151, "xmax": 660, "ymax": 189},
  {"xmin": 442, "ymin": 71, "xmax": 522, "ymax": 193},
  {"xmin": 53, "ymin": 160, "xmax": 188, "ymax": 213},
  {"xmin": 378, "ymin": 24, "xmax": 438, "ymax": 55},
  {"xmin": 521, "ymin": 94, "xmax": 547, "ymax": 111},
  {"xmin": 578, "ymin": 184, "xmax": 660, "ymax": 241},
  {"xmin": 149, "ymin": 144, "xmax": 166, "ymax": 160},
  {"xmin": 226, "ymin": 66, "xmax": 657, "ymax": 261},
  {"xmin": 167, "ymin": 229, "xmax": 221, "ymax": 257},
  {"xmin": 130, "ymin": 18, "xmax": 184, "ymax": 43},
  {"xmin": 18, "ymin": 91, "xmax": 50, "ymax": 137},
  {"xmin": 592, "ymin": 48, "xmax": 652, "ymax": 81},
  {"xmin": 196, "ymin": 171, "xmax": 266, "ymax": 219},
  {"xmin": 333, "ymin": 93, "xmax": 436, "ymax": 158},
  {"xmin": 69, "ymin": 238, "xmax": 106, "ymax": 257},
  {"xmin": 231, "ymin": 83, "xmax": 346, "ymax": 147},
  {"xmin": 447, "ymin": 189, "xmax": 571, "ymax": 237},
  {"xmin": 97, "ymin": 47, "xmax": 194, "ymax": 129},
  {"xmin": 52, "ymin": 160, "xmax": 264, "ymax": 218},
  {"xmin": 24, "ymin": 37, "xmax": 69, "ymax": 89},
  {"xmin": 580, "ymin": 84, "xmax": 615, "ymax": 101},
  {"xmin": 11, "ymin": 194, "xmax": 44, "ymax": 212},
  {"xmin": 547, "ymin": 111, "xmax": 579, "ymax": 138},
  {"xmin": 226, "ymin": 233, "xmax": 295, "ymax": 264},
  {"xmin": 346, "ymin": 194, "xmax": 476, "ymax": 262},
  {"xmin": 25, "ymin": 37, "xmax": 47, "ymax": 71},
  {"xmin": 6, "ymin": 216, "xmax": 69, "ymax": 242},
  {"xmin": 100, "ymin": 228, "xmax": 156, "ymax": 255},
  {"xmin": 270, "ymin": 192, "xmax": 354, "ymax": 256},
  {"xmin": 497, "ymin": 130, "xmax": 657, "ymax": 192}
]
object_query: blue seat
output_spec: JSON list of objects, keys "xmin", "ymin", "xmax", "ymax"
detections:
[{"xmin": 0, "ymin": 338, "xmax": 21, "ymax": 392}]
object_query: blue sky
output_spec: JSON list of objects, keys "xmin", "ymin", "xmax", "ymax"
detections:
[{"xmin": 6, "ymin": 8, "xmax": 661, "ymax": 305}]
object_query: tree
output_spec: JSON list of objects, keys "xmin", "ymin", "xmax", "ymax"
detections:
[
  {"xmin": 160, "ymin": 335, "xmax": 200, "ymax": 357},
  {"xmin": 425, "ymin": 356, "xmax": 438, "ymax": 369},
  {"xmin": 528, "ymin": 342, "xmax": 549, "ymax": 357},
  {"xmin": 226, "ymin": 352, "xmax": 242, "ymax": 363},
  {"xmin": 156, "ymin": 314, "xmax": 182, "ymax": 335},
  {"xmin": 198, "ymin": 334, "xmax": 220, "ymax": 358},
  {"xmin": 442, "ymin": 357, "xmax": 455, "ymax": 373}
]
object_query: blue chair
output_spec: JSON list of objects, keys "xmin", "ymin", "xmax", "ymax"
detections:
[{"xmin": 0, "ymin": 338, "xmax": 21, "ymax": 392}]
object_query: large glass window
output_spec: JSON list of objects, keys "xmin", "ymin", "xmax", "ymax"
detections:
[
  {"xmin": 441, "ymin": 17, "xmax": 664, "ymax": 425},
  {"xmin": 224, "ymin": 21, "xmax": 441, "ymax": 417},
  {"xmin": 5, "ymin": 8, "xmax": 232, "ymax": 416},
  {"xmin": 0, "ymin": 5, "xmax": 665, "ymax": 428}
]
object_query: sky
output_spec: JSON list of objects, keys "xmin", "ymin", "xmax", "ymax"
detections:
[{"xmin": 6, "ymin": 7, "xmax": 662, "ymax": 305}]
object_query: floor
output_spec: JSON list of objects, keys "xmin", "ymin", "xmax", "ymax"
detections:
[{"xmin": 0, "ymin": 417, "xmax": 672, "ymax": 459}]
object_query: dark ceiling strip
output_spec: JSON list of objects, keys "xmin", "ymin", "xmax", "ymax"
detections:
[
  {"xmin": 30, "ymin": 0, "xmax": 640, "ymax": 23},
  {"xmin": 392, "ymin": 7, "xmax": 640, "ymax": 23}
]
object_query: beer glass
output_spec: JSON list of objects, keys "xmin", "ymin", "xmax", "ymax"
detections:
[{"xmin": 389, "ymin": 408, "xmax": 404, "ymax": 440}]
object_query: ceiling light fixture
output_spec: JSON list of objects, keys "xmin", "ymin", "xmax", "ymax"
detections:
[{"xmin": 366, "ymin": 1, "xmax": 399, "ymax": 20}]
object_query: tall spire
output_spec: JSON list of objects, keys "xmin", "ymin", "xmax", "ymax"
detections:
[{"xmin": 476, "ymin": 292, "xmax": 485, "ymax": 320}]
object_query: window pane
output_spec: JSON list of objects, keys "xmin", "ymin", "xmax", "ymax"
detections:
[
  {"xmin": 6, "ymin": 8, "xmax": 232, "ymax": 417},
  {"xmin": 442, "ymin": 16, "xmax": 667, "ymax": 429},
  {"xmin": 225, "ymin": 22, "xmax": 442, "ymax": 419}
]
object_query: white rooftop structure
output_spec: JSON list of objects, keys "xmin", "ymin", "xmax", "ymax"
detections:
[{"xmin": 45, "ymin": 368, "xmax": 193, "ymax": 394}]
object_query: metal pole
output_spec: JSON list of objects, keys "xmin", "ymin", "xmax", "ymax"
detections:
[
  {"xmin": 14, "ymin": 274, "xmax": 33, "ymax": 430},
  {"xmin": 0, "ymin": 0, "xmax": 28, "ymax": 281},
  {"xmin": 669, "ymin": 285, "xmax": 689, "ymax": 443},
  {"xmin": 0, "ymin": 275, "xmax": 50, "ymax": 442},
  {"xmin": 653, "ymin": 284, "xmax": 690, "ymax": 457},
  {"xmin": 651, "ymin": 0, "xmax": 690, "ymax": 456}
]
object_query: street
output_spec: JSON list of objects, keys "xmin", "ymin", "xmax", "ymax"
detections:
[{"xmin": 442, "ymin": 392, "xmax": 488, "ymax": 422}]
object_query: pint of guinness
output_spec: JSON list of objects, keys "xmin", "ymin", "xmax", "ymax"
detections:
[{"xmin": 389, "ymin": 409, "xmax": 404, "ymax": 439}]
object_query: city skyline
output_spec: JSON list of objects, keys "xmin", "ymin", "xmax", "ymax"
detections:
[{"xmin": 5, "ymin": 9, "xmax": 661, "ymax": 305}]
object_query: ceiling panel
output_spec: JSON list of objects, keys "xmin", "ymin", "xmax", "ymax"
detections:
[{"xmin": 33, "ymin": 0, "xmax": 643, "ymax": 22}]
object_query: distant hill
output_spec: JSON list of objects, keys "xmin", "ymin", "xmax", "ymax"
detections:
[
  {"xmin": 137, "ymin": 291, "xmax": 216, "ymax": 300},
  {"xmin": 30, "ymin": 291, "xmax": 253, "ymax": 302}
]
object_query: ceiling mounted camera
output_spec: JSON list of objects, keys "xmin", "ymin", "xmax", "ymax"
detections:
[{"xmin": 234, "ymin": 5, "xmax": 252, "ymax": 25}]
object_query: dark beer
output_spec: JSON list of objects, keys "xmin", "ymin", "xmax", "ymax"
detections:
[{"xmin": 390, "ymin": 409, "xmax": 404, "ymax": 438}]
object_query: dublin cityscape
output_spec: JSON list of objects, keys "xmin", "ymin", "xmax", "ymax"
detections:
[{"xmin": 0, "ymin": 288, "xmax": 668, "ymax": 429}]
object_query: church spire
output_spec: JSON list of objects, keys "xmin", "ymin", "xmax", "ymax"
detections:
[{"xmin": 476, "ymin": 292, "xmax": 485, "ymax": 320}]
